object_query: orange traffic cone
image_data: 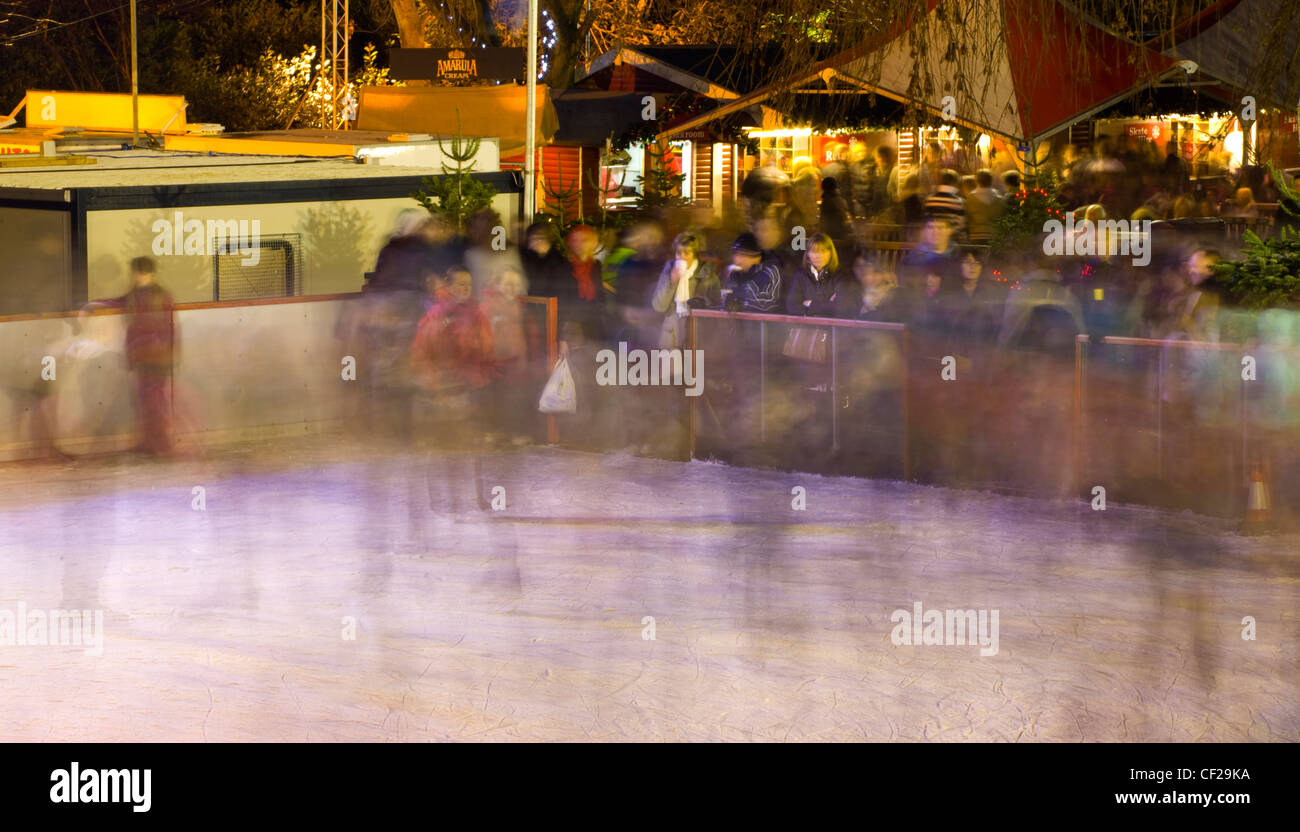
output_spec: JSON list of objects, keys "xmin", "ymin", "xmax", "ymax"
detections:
[{"xmin": 1243, "ymin": 463, "xmax": 1273, "ymax": 534}]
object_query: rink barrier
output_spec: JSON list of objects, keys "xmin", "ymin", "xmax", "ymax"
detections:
[
  {"xmin": 1082, "ymin": 334, "xmax": 1300, "ymax": 514},
  {"xmin": 0, "ymin": 292, "xmax": 560, "ymax": 459},
  {"xmin": 519, "ymin": 295, "xmax": 559, "ymax": 444},
  {"xmin": 687, "ymin": 309, "xmax": 911, "ymax": 479},
  {"xmin": 687, "ymin": 311, "xmax": 1298, "ymax": 520}
]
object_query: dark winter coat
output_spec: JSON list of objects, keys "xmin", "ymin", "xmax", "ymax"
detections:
[{"xmin": 785, "ymin": 265, "xmax": 851, "ymax": 318}]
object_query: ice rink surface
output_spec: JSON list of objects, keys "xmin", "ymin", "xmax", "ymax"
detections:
[{"xmin": 0, "ymin": 436, "xmax": 1296, "ymax": 741}]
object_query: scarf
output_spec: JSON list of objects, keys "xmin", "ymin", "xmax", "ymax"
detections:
[
  {"xmin": 674, "ymin": 259, "xmax": 700, "ymax": 315},
  {"xmin": 572, "ymin": 258, "xmax": 598, "ymax": 301}
]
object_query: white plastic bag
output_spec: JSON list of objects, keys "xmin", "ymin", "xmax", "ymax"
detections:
[{"xmin": 538, "ymin": 358, "xmax": 577, "ymax": 414}]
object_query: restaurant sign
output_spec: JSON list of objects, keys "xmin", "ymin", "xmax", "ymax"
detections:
[{"xmin": 390, "ymin": 48, "xmax": 525, "ymax": 83}]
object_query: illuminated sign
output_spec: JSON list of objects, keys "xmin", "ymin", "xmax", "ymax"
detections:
[
  {"xmin": 1125, "ymin": 122, "xmax": 1162, "ymax": 141},
  {"xmin": 390, "ymin": 48, "xmax": 525, "ymax": 83},
  {"xmin": 23, "ymin": 90, "xmax": 188, "ymax": 133}
]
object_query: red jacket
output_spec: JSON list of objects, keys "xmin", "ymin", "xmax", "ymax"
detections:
[
  {"xmin": 95, "ymin": 283, "xmax": 177, "ymax": 370},
  {"xmin": 410, "ymin": 298, "xmax": 496, "ymax": 391}
]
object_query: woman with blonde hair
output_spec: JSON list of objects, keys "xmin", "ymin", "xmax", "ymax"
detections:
[{"xmin": 786, "ymin": 232, "xmax": 851, "ymax": 317}]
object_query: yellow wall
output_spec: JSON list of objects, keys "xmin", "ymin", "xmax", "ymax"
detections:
[{"xmin": 85, "ymin": 193, "xmax": 518, "ymax": 303}]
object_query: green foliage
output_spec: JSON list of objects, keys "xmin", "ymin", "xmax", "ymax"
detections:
[
  {"xmin": 989, "ymin": 171, "xmax": 1066, "ymax": 256},
  {"xmin": 1212, "ymin": 227, "xmax": 1300, "ymax": 309},
  {"xmin": 636, "ymin": 141, "xmax": 687, "ymax": 212},
  {"xmin": 412, "ymin": 111, "xmax": 498, "ymax": 231},
  {"xmin": 1268, "ymin": 161, "xmax": 1299, "ymax": 218}
]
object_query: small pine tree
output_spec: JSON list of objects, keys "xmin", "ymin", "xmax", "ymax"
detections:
[
  {"xmin": 637, "ymin": 140, "xmax": 686, "ymax": 211},
  {"xmin": 585, "ymin": 144, "xmax": 629, "ymax": 234},
  {"xmin": 413, "ymin": 110, "xmax": 498, "ymax": 231},
  {"xmin": 540, "ymin": 150, "xmax": 583, "ymax": 224}
]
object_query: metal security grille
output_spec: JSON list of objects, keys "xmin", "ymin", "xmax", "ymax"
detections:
[{"xmin": 212, "ymin": 234, "xmax": 300, "ymax": 301}]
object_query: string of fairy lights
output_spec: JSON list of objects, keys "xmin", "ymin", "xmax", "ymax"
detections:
[{"xmin": 426, "ymin": 0, "xmax": 559, "ymax": 81}]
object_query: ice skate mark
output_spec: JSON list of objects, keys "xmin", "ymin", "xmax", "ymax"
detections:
[{"xmin": 201, "ymin": 686, "xmax": 214, "ymax": 742}]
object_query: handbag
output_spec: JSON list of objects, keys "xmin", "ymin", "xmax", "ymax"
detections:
[{"xmin": 782, "ymin": 326, "xmax": 830, "ymax": 364}]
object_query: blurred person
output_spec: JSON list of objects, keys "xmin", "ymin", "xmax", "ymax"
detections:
[
  {"xmin": 820, "ymin": 144, "xmax": 853, "ymax": 213},
  {"xmin": 924, "ymin": 169, "xmax": 966, "ymax": 232},
  {"xmin": 82, "ymin": 256, "xmax": 178, "ymax": 456},
  {"xmin": 739, "ymin": 153, "xmax": 790, "ymax": 219},
  {"xmin": 652, "ymin": 230, "xmax": 721, "ymax": 349},
  {"xmin": 411, "ymin": 267, "xmax": 496, "ymax": 399},
  {"xmin": 480, "ymin": 266, "xmax": 537, "ymax": 445},
  {"xmin": 900, "ymin": 216, "xmax": 961, "ymax": 291},
  {"xmin": 3, "ymin": 320, "xmax": 77, "ymax": 461},
  {"xmin": 818, "ymin": 177, "xmax": 853, "ymax": 253},
  {"xmin": 1221, "ymin": 187, "xmax": 1257, "ymax": 218},
  {"xmin": 410, "ymin": 266, "xmax": 496, "ymax": 515},
  {"xmin": 871, "ymin": 145, "xmax": 899, "ymax": 218},
  {"xmin": 946, "ymin": 251, "xmax": 1002, "ymax": 351},
  {"xmin": 786, "ymin": 163, "xmax": 821, "ymax": 233},
  {"xmin": 917, "ymin": 140, "xmax": 944, "ymax": 196},
  {"xmin": 914, "ymin": 269, "xmax": 952, "ymax": 333},
  {"xmin": 844, "ymin": 256, "xmax": 910, "ymax": 322},
  {"xmin": 898, "ymin": 173, "xmax": 926, "ymax": 232},
  {"xmin": 964, "ymin": 169, "xmax": 1004, "ymax": 244},
  {"xmin": 1162, "ymin": 140, "xmax": 1189, "ymax": 195},
  {"xmin": 555, "ymin": 224, "xmax": 608, "ymax": 353},
  {"xmin": 609, "ymin": 221, "xmax": 669, "ymax": 348},
  {"xmin": 997, "ymin": 268, "xmax": 1087, "ymax": 353},
  {"xmin": 786, "ymin": 232, "xmax": 850, "ymax": 317},
  {"xmin": 347, "ymin": 212, "xmax": 444, "ymax": 440},
  {"xmin": 1000, "ymin": 170, "xmax": 1022, "ymax": 195},
  {"xmin": 462, "ymin": 207, "xmax": 522, "ymax": 300},
  {"xmin": 849, "ymin": 141, "xmax": 876, "ymax": 218},
  {"xmin": 520, "ymin": 220, "xmax": 569, "ymax": 297},
  {"xmin": 723, "ymin": 232, "xmax": 782, "ymax": 313},
  {"xmin": 369, "ymin": 210, "xmax": 457, "ymax": 293},
  {"xmin": 754, "ymin": 214, "xmax": 799, "ymax": 305},
  {"xmin": 1170, "ymin": 247, "xmax": 1223, "ymax": 342},
  {"xmin": 1171, "ymin": 193, "xmax": 1198, "ymax": 219}
]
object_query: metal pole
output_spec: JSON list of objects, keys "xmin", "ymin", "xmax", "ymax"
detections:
[
  {"xmin": 1240, "ymin": 356, "xmax": 1248, "ymax": 485},
  {"xmin": 1073, "ymin": 335, "xmax": 1085, "ymax": 498},
  {"xmin": 130, "ymin": 0, "xmax": 139, "ymax": 148},
  {"xmin": 759, "ymin": 321, "xmax": 766, "ymax": 442},
  {"xmin": 901, "ymin": 328, "xmax": 911, "ymax": 480},
  {"xmin": 830, "ymin": 326, "xmax": 838, "ymax": 451},
  {"xmin": 524, "ymin": 0, "xmax": 539, "ymax": 221},
  {"xmin": 688, "ymin": 313, "xmax": 698, "ymax": 459},
  {"xmin": 1156, "ymin": 346, "xmax": 1165, "ymax": 479},
  {"xmin": 321, "ymin": 0, "xmax": 327, "ymax": 129}
]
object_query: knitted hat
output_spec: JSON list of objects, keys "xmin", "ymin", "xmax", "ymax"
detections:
[{"xmin": 732, "ymin": 232, "xmax": 761, "ymax": 256}]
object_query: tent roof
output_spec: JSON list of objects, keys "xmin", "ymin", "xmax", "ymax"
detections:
[
  {"xmin": 550, "ymin": 91, "xmax": 655, "ymax": 145},
  {"xmin": 660, "ymin": 0, "xmax": 1186, "ymax": 146},
  {"xmin": 356, "ymin": 85, "xmax": 558, "ymax": 159},
  {"xmin": 1154, "ymin": 0, "xmax": 1300, "ymax": 109}
]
